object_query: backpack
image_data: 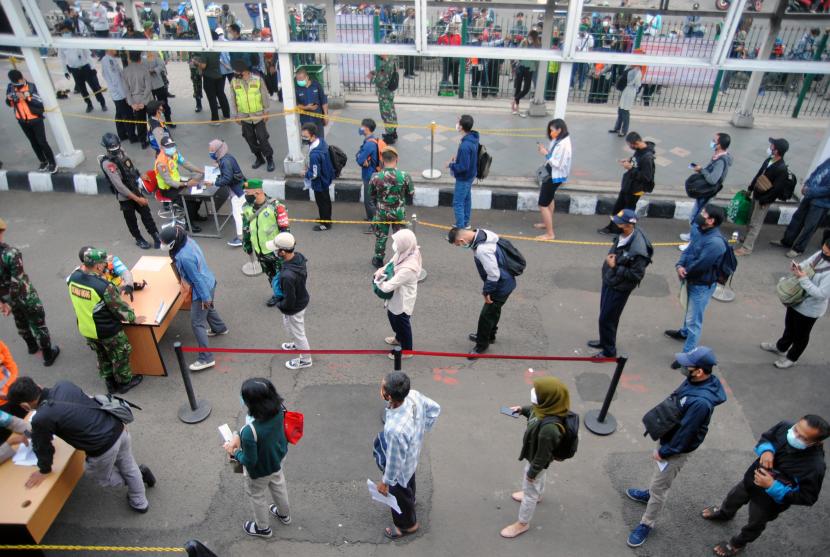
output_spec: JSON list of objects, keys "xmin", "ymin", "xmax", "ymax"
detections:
[
  {"xmin": 685, "ymin": 173, "xmax": 722, "ymax": 199},
  {"xmin": 642, "ymin": 393, "xmax": 683, "ymax": 441},
  {"xmin": 615, "ymin": 70, "xmax": 628, "ymax": 92},
  {"xmin": 386, "ymin": 69, "xmax": 399, "ymax": 92},
  {"xmin": 716, "ymin": 236, "xmax": 738, "ymax": 286},
  {"xmin": 476, "ymin": 144, "xmax": 493, "ymax": 180},
  {"xmin": 641, "ymin": 152, "xmax": 656, "ymax": 193},
  {"xmin": 58, "ymin": 394, "xmax": 141, "ymax": 424},
  {"xmin": 779, "ymin": 169, "xmax": 798, "ymax": 201},
  {"xmin": 540, "ymin": 411, "xmax": 580, "ymax": 461},
  {"xmin": 328, "ymin": 144, "xmax": 348, "ymax": 179},
  {"xmin": 367, "ymin": 137, "xmax": 388, "ymax": 172},
  {"xmin": 496, "ymin": 238, "xmax": 526, "ymax": 277}
]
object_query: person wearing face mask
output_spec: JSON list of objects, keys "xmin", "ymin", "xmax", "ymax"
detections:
[
  {"xmin": 8, "ymin": 376, "xmax": 155, "ymax": 509},
  {"xmin": 374, "ymin": 229, "xmax": 421, "ymax": 359},
  {"xmin": 535, "ymin": 118, "xmax": 572, "ymax": 240},
  {"xmin": 206, "ymin": 139, "xmax": 247, "ymax": 247},
  {"xmin": 67, "ymin": 248, "xmax": 144, "ymax": 394},
  {"xmin": 761, "ymin": 237, "xmax": 830, "ymax": 369},
  {"xmin": 368, "ymin": 54, "xmax": 398, "ymax": 145},
  {"xmin": 146, "ymin": 99, "xmax": 171, "ymax": 155},
  {"xmin": 369, "ymin": 147, "xmax": 415, "ymax": 268},
  {"xmin": 242, "ymin": 180, "xmax": 290, "ymax": 305},
  {"xmin": 735, "ymin": 138, "xmax": 791, "ymax": 256},
  {"xmin": 155, "ymin": 136, "xmax": 205, "ymax": 226},
  {"xmin": 57, "ymin": 23, "xmax": 108, "ymax": 114},
  {"xmin": 375, "ymin": 372, "xmax": 440, "ymax": 539},
  {"xmin": 772, "ymin": 157, "xmax": 830, "ymax": 259},
  {"xmin": 703, "ymin": 414, "xmax": 828, "ymax": 557},
  {"xmin": 5, "ymin": 69, "xmax": 56, "ymax": 173},
  {"xmin": 447, "ymin": 114, "xmax": 479, "ymax": 230},
  {"xmin": 294, "ymin": 68, "xmax": 328, "ymax": 140},
  {"xmin": 500, "ymin": 377, "xmax": 570, "ymax": 539},
  {"xmin": 356, "ymin": 118, "xmax": 382, "ymax": 228},
  {"xmin": 160, "ymin": 225, "xmax": 228, "ymax": 372},
  {"xmin": 598, "ymin": 131, "xmax": 655, "ymax": 235},
  {"xmin": 665, "ymin": 205, "xmax": 729, "ymax": 358},
  {"xmin": 625, "ymin": 347, "xmax": 727, "ymax": 548},
  {"xmin": 447, "ymin": 226, "xmax": 517, "ymax": 358},
  {"xmin": 217, "ymin": 3, "xmax": 237, "ymax": 31},
  {"xmin": 264, "ymin": 233, "xmax": 312, "ymax": 370},
  {"xmin": 230, "ymin": 59, "xmax": 274, "ymax": 172},
  {"xmin": 302, "ymin": 123, "xmax": 336, "ymax": 231},
  {"xmin": 571, "ymin": 25, "xmax": 594, "ymax": 91},
  {"xmin": 198, "ymin": 40, "xmax": 232, "ymax": 125},
  {"xmin": 227, "ymin": 24, "xmax": 259, "ymax": 72},
  {"xmin": 122, "ymin": 50, "xmax": 153, "ymax": 150},
  {"xmin": 138, "ymin": 3, "xmax": 159, "ymax": 33},
  {"xmin": 100, "ymin": 49, "xmax": 138, "ymax": 144},
  {"xmin": 100, "ymin": 133, "xmax": 161, "ymax": 250}
]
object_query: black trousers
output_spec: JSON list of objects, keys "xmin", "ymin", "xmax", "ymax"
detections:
[
  {"xmin": 120, "ymin": 199, "xmax": 159, "ymax": 241},
  {"xmin": 475, "ymin": 297, "xmax": 507, "ymax": 350},
  {"xmin": 470, "ymin": 65, "xmax": 488, "ymax": 98},
  {"xmin": 314, "ymin": 189, "xmax": 332, "ymax": 224},
  {"xmin": 69, "ymin": 64, "xmax": 106, "ymax": 107},
  {"xmin": 514, "ymin": 66, "xmax": 533, "ymax": 103},
  {"xmin": 441, "ymin": 58, "xmax": 460, "ymax": 89},
  {"xmin": 598, "ymin": 284, "xmax": 631, "ymax": 356},
  {"xmin": 782, "ymin": 198, "xmax": 829, "ymax": 254},
  {"xmin": 241, "ymin": 120, "xmax": 274, "ymax": 160},
  {"xmin": 403, "ymin": 55, "xmax": 415, "ymax": 77},
  {"xmin": 387, "ymin": 310, "xmax": 413, "ymax": 351},
  {"xmin": 719, "ymin": 480, "xmax": 782, "ymax": 548},
  {"xmin": 203, "ymin": 76, "xmax": 230, "ymax": 121},
  {"xmin": 113, "ymin": 99, "xmax": 137, "ymax": 141},
  {"xmin": 776, "ymin": 306, "xmax": 818, "ymax": 362},
  {"xmin": 18, "ymin": 118, "xmax": 55, "ymax": 165},
  {"xmin": 151, "ymin": 86, "xmax": 172, "ymax": 122},
  {"xmin": 132, "ymin": 107, "xmax": 148, "ymax": 142},
  {"xmin": 389, "ymin": 474, "xmax": 417, "ymax": 530}
]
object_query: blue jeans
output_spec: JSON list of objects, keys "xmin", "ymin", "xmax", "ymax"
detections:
[
  {"xmin": 191, "ymin": 287, "xmax": 227, "ymax": 362},
  {"xmin": 689, "ymin": 197, "xmax": 711, "ymax": 225},
  {"xmin": 453, "ymin": 179, "xmax": 473, "ymax": 228},
  {"xmin": 680, "ymin": 282, "xmax": 717, "ymax": 353}
]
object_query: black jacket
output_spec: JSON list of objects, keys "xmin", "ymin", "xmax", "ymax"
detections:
[
  {"xmin": 31, "ymin": 381, "xmax": 124, "ymax": 473},
  {"xmin": 602, "ymin": 228, "xmax": 653, "ymax": 292},
  {"xmin": 276, "ymin": 252, "xmax": 310, "ymax": 315},
  {"xmin": 621, "ymin": 141, "xmax": 656, "ymax": 194},
  {"xmin": 749, "ymin": 158, "xmax": 789, "ymax": 205},
  {"xmin": 743, "ymin": 420, "xmax": 826, "ymax": 509}
]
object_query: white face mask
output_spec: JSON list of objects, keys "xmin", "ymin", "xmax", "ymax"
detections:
[
  {"xmin": 160, "ymin": 241, "xmax": 174, "ymax": 250},
  {"xmin": 456, "ymin": 123, "xmax": 462, "ymax": 132},
  {"xmin": 766, "ymin": 146, "xmax": 773, "ymax": 157},
  {"xmin": 530, "ymin": 388, "xmax": 538, "ymax": 405}
]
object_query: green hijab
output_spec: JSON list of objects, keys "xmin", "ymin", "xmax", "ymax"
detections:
[{"xmin": 531, "ymin": 376, "xmax": 570, "ymax": 419}]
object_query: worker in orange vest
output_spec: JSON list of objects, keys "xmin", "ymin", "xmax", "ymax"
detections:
[{"xmin": 5, "ymin": 70, "xmax": 57, "ymax": 173}]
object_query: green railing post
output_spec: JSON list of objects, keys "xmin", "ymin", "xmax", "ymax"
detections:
[
  {"xmin": 707, "ymin": 70, "xmax": 724, "ymax": 113},
  {"xmin": 458, "ymin": 16, "xmax": 467, "ymax": 99},
  {"xmin": 373, "ymin": 15, "xmax": 381, "ymax": 73},
  {"xmin": 634, "ymin": 25, "xmax": 644, "ymax": 50},
  {"xmin": 289, "ymin": 17, "xmax": 300, "ymax": 67},
  {"xmin": 792, "ymin": 32, "xmax": 828, "ymax": 119}
]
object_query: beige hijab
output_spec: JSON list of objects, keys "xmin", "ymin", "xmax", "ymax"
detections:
[
  {"xmin": 209, "ymin": 139, "xmax": 229, "ymax": 160},
  {"xmin": 391, "ymin": 229, "xmax": 422, "ymax": 276}
]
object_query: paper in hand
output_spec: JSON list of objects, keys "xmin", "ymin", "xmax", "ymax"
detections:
[
  {"xmin": 366, "ymin": 478, "xmax": 401, "ymax": 514},
  {"xmin": 218, "ymin": 424, "xmax": 233, "ymax": 444},
  {"xmin": 12, "ymin": 443, "xmax": 38, "ymax": 467},
  {"xmin": 657, "ymin": 460, "xmax": 668, "ymax": 472}
]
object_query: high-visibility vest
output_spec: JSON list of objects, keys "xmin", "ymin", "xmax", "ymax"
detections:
[
  {"xmin": 67, "ymin": 269, "xmax": 122, "ymax": 340},
  {"xmin": 11, "ymin": 83, "xmax": 39, "ymax": 121},
  {"xmin": 155, "ymin": 151, "xmax": 180, "ymax": 190},
  {"xmin": 243, "ymin": 200, "xmax": 288, "ymax": 255},
  {"xmin": 232, "ymin": 76, "xmax": 264, "ymax": 114}
]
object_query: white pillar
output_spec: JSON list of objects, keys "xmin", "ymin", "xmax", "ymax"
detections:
[
  {"xmin": 129, "ymin": 1, "xmax": 141, "ymax": 28},
  {"xmin": 528, "ymin": 0, "xmax": 555, "ymax": 116},
  {"xmin": 322, "ymin": 0, "xmax": 345, "ymax": 108},
  {"xmin": 279, "ymin": 53, "xmax": 304, "ymax": 174},
  {"xmin": 808, "ymin": 125, "xmax": 830, "ymax": 176},
  {"xmin": 553, "ymin": 62, "xmax": 573, "ymax": 119}
]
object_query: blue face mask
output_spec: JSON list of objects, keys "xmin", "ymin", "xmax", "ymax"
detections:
[
  {"xmin": 164, "ymin": 148, "xmax": 176, "ymax": 156},
  {"xmin": 787, "ymin": 426, "xmax": 809, "ymax": 450},
  {"xmin": 358, "ymin": 128, "xmax": 365, "ymax": 136},
  {"xmin": 461, "ymin": 241, "xmax": 472, "ymax": 250},
  {"xmin": 296, "ymin": 79, "xmax": 307, "ymax": 87},
  {"xmin": 709, "ymin": 140, "xmax": 718, "ymax": 150},
  {"xmin": 209, "ymin": 152, "xmax": 217, "ymax": 160}
]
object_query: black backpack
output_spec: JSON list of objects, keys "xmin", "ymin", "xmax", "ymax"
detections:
[
  {"xmin": 716, "ymin": 235, "xmax": 738, "ymax": 286},
  {"xmin": 496, "ymin": 238, "xmax": 526, "ymax": 277},
  {"xmin": 387, "ymin": 69, "xmax": 399, "ymax": 92},
  {"xmin": 642, "ymin": 393, "xmax": 683, "ymax": 441},
  {"xmin": 540, "ymin": 411, "xmax": 580, "ymax": 461},
  {"xmin": 615, "ymin": 70, "xmax": 628, "ymax": 92},
  {"xmin": 476, "ymin": 144, "xmax": 493, "ymax": 180},
  {"xmin": 779, "ymin": 169, "xmax": 797, "ymax": 201},
  {"xmin": 328, "ymin": 144, "xmax": 348, "ymax": 179}
]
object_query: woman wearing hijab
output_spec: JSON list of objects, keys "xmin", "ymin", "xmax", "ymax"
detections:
[
  {"xmin": 206, "ymin": 139, "xmax": 246, "ymax": 247},
  {"xmin": 502, "ymin": 376, "xmax": 570, "ymax": 538},
  {"xmin": 374, "ymin": 229, "xmax": 421, "ymax": 360}
]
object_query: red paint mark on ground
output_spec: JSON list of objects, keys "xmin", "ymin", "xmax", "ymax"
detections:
[
  {"xmin": 433, "ymin": 367, "xmax": 460, "ymax": 385},
  {"xmin": 719, "ymin": 376, "xmax": 734, "ymax": 397},
  {"xmin": 620, "ymin": 373, "xmax": 648, "ymax": 393}
]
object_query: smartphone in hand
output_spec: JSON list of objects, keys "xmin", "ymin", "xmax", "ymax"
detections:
[
  {"xmin": 688, "ymin": 162, "xmax": 697, "ymax": 169},
  {"xmin": 500, "ymin": 406, "xmax": 519, "ymax": 418}
]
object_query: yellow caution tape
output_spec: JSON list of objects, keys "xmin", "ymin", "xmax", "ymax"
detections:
[{"xmin": 0, "ymin": 545, "xmax": 183, "ymax": 553}]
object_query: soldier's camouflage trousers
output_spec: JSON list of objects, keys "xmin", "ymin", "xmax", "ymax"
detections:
[
  {"xmin": 10, "ymin": 294, "xmax": 52, "ymax": 352},
  {"xmin": 374, "ymin": 211, "xmax": 405, "ymax": 260},
  {"xmin": 378, "ymin": 92, "xmax": 397, "ymax": 133},
  {"xmin": 190, "ymin": 66, "xmax": 203, "ymax": 99},
  {"xmin": 86, "ymin": 330, "xmax": 133, "ymax": 383},
  {"xmin": 258, "ymin": 252, "xmax": 283, "ymax": 287}
]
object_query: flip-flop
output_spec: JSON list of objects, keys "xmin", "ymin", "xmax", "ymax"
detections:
[
  {"xmin": 701, "ymin": 505, "xmax": 729, "ymax": 520},
  {"xmin": 713, "ymin": 542, "xmax": 743, "ymax": 556},
  {"xmin": 384, "ymin": 526, "xmax": 417, "ymax": 540}
]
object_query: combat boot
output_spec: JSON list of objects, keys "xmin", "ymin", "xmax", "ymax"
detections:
[
  {"xmin": 25, "ymin": 337, "xmax": 39, "ymax": 355},
  {"xmin": 266, "ymin": 157, "xmax": 275, "ymax": 172},
  {"xmin": 135, "ymin": 236, "xmax": 151, "ymax": 249},
  {"xmin": 152, "ymin": 233, "xmax": 162, "ymax": 249},
  {"xmin": 105, "ymin": 377, "xmax": 118, "ymax": 394},
  {"xmin": 252, "ymin": 155, "xmax": 266, "ymax": 170},
  {"xmin": 195, "ymin": 98, "xmax": 202, "ymax": 113},
  {"xmin": 42, "ymin": 345, "xmax": 60, "ymax": 367},
  {"xmin": 117, "ymin": 375, "xmax": 143, "ymax": 394}
]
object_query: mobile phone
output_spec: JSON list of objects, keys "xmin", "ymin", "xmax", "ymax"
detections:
[
  {"xmin": 500, "ymin": 406, "xmax": 519, "ymax": 418},
  {"xmin": 689, "ymin": 162, "xmax": 697, "ymax": 169}
]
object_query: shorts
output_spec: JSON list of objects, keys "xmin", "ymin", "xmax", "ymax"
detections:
[{"xmin": 538, "ymin": 178, "xmax": 564, "ymax": 207}]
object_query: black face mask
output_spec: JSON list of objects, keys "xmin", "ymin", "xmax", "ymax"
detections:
[
  {"xmin": 822, "ymin": 252, "xmax": 830, "ymax": 262},
  {"xmin": 244, "ymin": 195, "xmax": 256, "ymax": 204},
  {"xmin": 695, "ymin": 214, "xmax": 708, "ymax": 229},
  {"xmin": 302, "ymin": 138, "xmax": 312, "ymax": 145}
]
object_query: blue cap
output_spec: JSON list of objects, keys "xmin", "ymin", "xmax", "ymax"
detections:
[
  {"xmin": 611, "ymin": 208, "xmax": 638, "ymax": 225},
  {"xmin": 675, "ymin": 346, "xmax": 717, "ymax": 369}
]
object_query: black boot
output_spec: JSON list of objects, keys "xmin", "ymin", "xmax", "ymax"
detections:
[
  {"xmin": 252, "ymin": 156, "xmax": 266, "ymax": 170},
  {"xmin": 136, "ymin": 236, "xmax": 152, "ymax": 249},
  {"xmin": 106, "ymin": 377, "xmax": 118, "ymax": 394},
  {"xmin": 43, "ymin": 345, "xmax": 60, "ymax": 367},
  {"xmin": 371, "ymin": 256, "xmax": 384, "ymax": 269},
  {"xmin": 25, "ymin": 337, "xmax": 39, "ymax": 355},
  {"xmin": 152, "ymin": 233, "xmax": 161, "ymax": 249},
  {"xmin": 117, "ymin": 375, "xmax": 143, "ymax": 394},
  {"xmin": 266, "ymin": 157, "xmax": 275, "ymax": 172},
  {"xmin": 85, "ymin": 102, "xmax": 94, "ymax": 113},
  {"xmin": 195, "ymin": 99, "xmax": 202, "ymax": 113}
]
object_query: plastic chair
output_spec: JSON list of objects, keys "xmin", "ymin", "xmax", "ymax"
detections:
[{"xmin": 142, "ymin": 170, "xmax": 182, "ymax": 220}]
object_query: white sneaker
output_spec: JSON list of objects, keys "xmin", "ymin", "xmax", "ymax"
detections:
[
  {"xmin": 285, "ymin": 358, "xmax": 312, "ymax": 370},
  {"xmin": 189, "ymin": 360, "xmax": 215, "ymax": 371},
  {"xmin": 281, "ymin": 342, "xmax": 297, "ymax": 350},
  {"xmin": 679, "ymin": 233, "xmax": 691, "ymax": 242},
  {"xmin": 677, "ymin": 242, "xmax": 689, "ymax": 252},
  {"xmin": 207, "ymin": 328, "xmax": 229, "ymax": 337},
  {"xmin": 384, "ymin": 336, "xmax": 400, "ymax": 346},
  {"xmin": 387, "ymin": 352, "xmax": 413, "ymax": 360},
  {"xmin": 760, "ymin": 342, "xmax": 785, "ymax": 356},
  {"xmin": 774, "ymin": 357, "xmax": 796, "ymax": 369}
]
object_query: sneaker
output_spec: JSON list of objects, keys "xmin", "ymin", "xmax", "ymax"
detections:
[
  {"xmin": 285, "ymin": 358, "xmax": 312, "ymax": 370},
  {"xmin": 626, "ymin": 488, "xmax": 650, "ymax": 503},
  {"xmin": 786, "ymin": 249, "xmax": 802, "ymax": 259},
  {"xmin": 608, "ymin": 129, "xmax": 619, "ymax": 134},
  {"xmin": 227, "ymin": 236, "xmax": 243, "ymax": 247},
  {"xmin": 774, "ymin": 357, "xmax": 796, "ymax": 369},
  {"xmin": 37, "ymin": 161, "xmax": 48, "ymax": 171},
  {"xmin": 281, "ymin": 342, "xmax": 297, "ymax": 350},
  {"xmin": 627, "ymin": 524, "xmax": 652, "ymax": 547},
  {"xmin": 679, "ymin": 232, "xmax": 691, "ymax": 242},
  {"xmin": 42, "ymin": 345, "xmax": 61, "ymax": 367},
  {"xmin": 139, "ymin": 464, "xmax": 156, "ymax": 487},
  {"xmin": 47, "ymin": 163, "xmax": 58, "ymax": 174},
  {"xmin": 519, "ymin": 112, "xmax": 528, "ymax": 118},
  {"xmin": 243, "ymin": 521, "xmax": 273, "ymax": 538},
  {"xmin": 677, "ymin": 242, "xmax": 689, "ymax": 252},
  {"xmin": 210, "ymin": 121, "xmax": 221, "ymax": 127},
  {"xmin": 189, "ymin": 359, "xmax": 215, "ymax": 371},
  {"xmin": 207, "ymin": 328, "xmax": 229, "ymax": 337},
  {"xmin": 664, "ymin": 329, "xmax": 687, "ymax": 341},
  {"xmin": 384, "ymin": 336, "xmax": 400, "ymax": 346},
  {"xmin": 269, "ymin": 505, "xmax": 291, "ymax": 524},
  {"xmin": 313, "ymin": 224, "xmax": 329, "ymax": 231},
  {"xmin": 388, "ymin": 352, "xmax": 413, "ymax": 360},
  {"xmin": 760, "ymin": 342, "xmax": 785, "ymax": 356},
  {"xmin": 266, "ymin": 295, "xmax": 279, "ymax": 307}
]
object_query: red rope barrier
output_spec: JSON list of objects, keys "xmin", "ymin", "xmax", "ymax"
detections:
[{"xmin": 178, "ymin": 346, "xmax": 616, "ymax": 363}]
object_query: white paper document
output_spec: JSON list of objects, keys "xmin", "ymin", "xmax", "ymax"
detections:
[
  {"xmin": 657, "ymin": 460, "xmax": 669, "ymax": 472},
  {"xmin": 218, "ymin": 424, "xmax": 234, "ymax": 444},
  {"xmin": 204, "ymin": 166, "xmax": 220, "ymax": 183},
  {"xmin": 366, "ymin": 478, "xmax": 401, "ymax": 514},
  {"xmin": 190, "ymin": 186, "xmax": 205, "ymax": 195},
  {"xmin": 13, "ymin": 443, "xmax": 38, "ymax": 467}
]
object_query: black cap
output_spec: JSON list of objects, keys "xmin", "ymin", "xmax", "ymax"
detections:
[
  {"xmin": 160, "ymin": 136, "xmax": 176, "ymax": 148},
  {"xmin": 768, "ymin": 137, "xmax": 789, "ymax": 157}
]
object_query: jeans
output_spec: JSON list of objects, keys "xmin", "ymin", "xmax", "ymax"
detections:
[
  {"xmin": 245, "ymin": 468, "xmax": 291, "ymax": 530},
  {"xmin": 84, "ymin": 429, "xmax": 147, "ymax": 510},
  {"xmin": 191, "ymin": 289, "xmax": 227, "ymax": 362},
  {"xmin": 362, "ymin": 178, "xmax": 376, "ymax": 221},
  {"xmin": 689, "ymin": 196, "xmax": 712, "ymax": 225},
  {"xmin": 389, "ymin": 474, "xmax": 417, "ymax": 530},
  {"xmin": 613, "ymin": 107, "xmax": 630, "ymax": 134},
  {"xmin": 18, "ymin": 119, "xmax": 55, "ymax": 165},
  {"xmin": 680, "ymin": 282, "xmax": 717, "ymax": 353},
  {"xmin": 387, "ymin": 310, "xmax": 413, "ymax": 351},
  {"xmin": 476, "ymin": 297, "xmax": 507, "ymax": 350},
  {"xmin": 776, "ymin": 306, "xmax": 818, "ymax": 361},
  {"xmin": 282, "ymin": 310, "xmax": 310, "ymax": 362},
  {"xmin": 453, "ymin": 179, "xmax": 473, "ymax": 228},
  {"xmin": 740, "ymin": 199, "xmax": 769, "ymax": 252},
  {"xmin": 640, "ymin": 452, "xmax": 690, "ymax": 527},
  {"xmin": 719, "ymin": 480, "xmax": 782, "ymax": 548},
  {"xmin": 782, "ymin": 198, "xmax": 829, "ymax": 253},
  {"xmin": 518, "ymin": 462, "xmax": 546, "ymax": 524},
  {"xmin": 598, "ymin": 285, "xmax": 631, "ymax": 356}
]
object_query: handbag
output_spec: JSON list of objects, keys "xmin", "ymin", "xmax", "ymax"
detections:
[
  {"xmin": 753, "ymin": 174, "xmax": 773, "ymax": 194},
  {"xmin": 642, "ymin": 393, "xmax": 683, "ymax": 441},
  {"xmin": 373, "ymin": 261, "xmax": 394, "ymax": 300},
  {"xmin": 536, "ymin": 164, "xmax": 551, "ymax": 187},
  {"xmin": 727, "ymin": 190, "xmax": 751, "ymax": 226},
  {"xmin": 684, "ymin": 173, "xmax": 722, "ymax": 199},
  {"xmin": 776, "ymin": 255, "xmax": 829, "ymax": 306},
  {"xmin": 283, "ymin": 406, "xmax": 304, "ymax": 445}
]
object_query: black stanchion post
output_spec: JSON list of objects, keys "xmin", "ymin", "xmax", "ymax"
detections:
[
  {"xmin": 393, "ymin": 345, "xmax": 402, "ymax": 371},
  {"xmin": 174, "ymin": 341, "xmax": 212, "ymax": 424},
  {"xmin": 584, "ymin": 355, "xmax": 628, "ymax": 436}
]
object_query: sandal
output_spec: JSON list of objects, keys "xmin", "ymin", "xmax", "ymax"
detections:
[
  {"xmin": 713, "ymin": 542, "xmax": 743, "ymax": 556},
  {"xmin": 701, "ymin": 505, "xmax": 729, "ymax": 521},
  {"xmin": 384, "ymin": 526, "xmax": 418, "ymax": 540}
]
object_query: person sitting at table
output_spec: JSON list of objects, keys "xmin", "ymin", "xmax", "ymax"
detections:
[
  {"xmin": 155, "ymin": 136, "xmax": 205, "ymax": 230},
  {"xmin": 8, "ymin": 377, "xmax": 156, "ymax": 512}
]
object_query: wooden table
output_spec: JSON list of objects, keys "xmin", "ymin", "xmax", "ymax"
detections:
[
  {"xmin": 0, "ymin": 437, "xmax": 84, "ymax": 544},
  {"xmin": 122, "ymin": 256, "xmax": 190, "ymax": 376}
]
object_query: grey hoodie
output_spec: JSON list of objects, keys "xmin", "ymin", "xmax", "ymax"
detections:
[{"xmin": 701, "ymin": 151, "xmax": 733, "ymax": 187}]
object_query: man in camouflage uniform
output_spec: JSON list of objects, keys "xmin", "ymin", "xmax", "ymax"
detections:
[
  {"xmin": 369, "ymin": 54, "xmax": 398, "ymax": 145},
  {"xmin": 242, "ymin": 179, "xmax": 290, "ymax": 306},
  {"xmin": 370, "ymin": 147, "xmax": 414, "ymax": 268},
  {"xmin": 67, "ymin": 248, "xmax": 144, "ymax": 394},
  {"xmin": 177, "ymin": 24, "xmax": 204, "ymax": 112},
  {"xmin": 0, "ymin": 218, "xmax": 60, "ymax": 366}
]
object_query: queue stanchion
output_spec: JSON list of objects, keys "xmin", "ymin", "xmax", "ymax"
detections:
[
  {"xmin": 242, "ymin": 252, "xmax": 263, "ymax": 277},
  {"xmin": 174, "ymin": 341, "xmax": 212, "ymax": 424},
  {"xmin": 410, "ymin": 214, "xmax": 427, "ymax": 282},
  {"xmin": 393, "ymin": 345, "xmax": 402, "ymax": 371},
  {"xmin": 422, "ymin": 121, "xmax": 441, "ymax": 180},
  {"xmin": 584, "ymin": 355, "xmax": 628, "ymax": 436}
]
